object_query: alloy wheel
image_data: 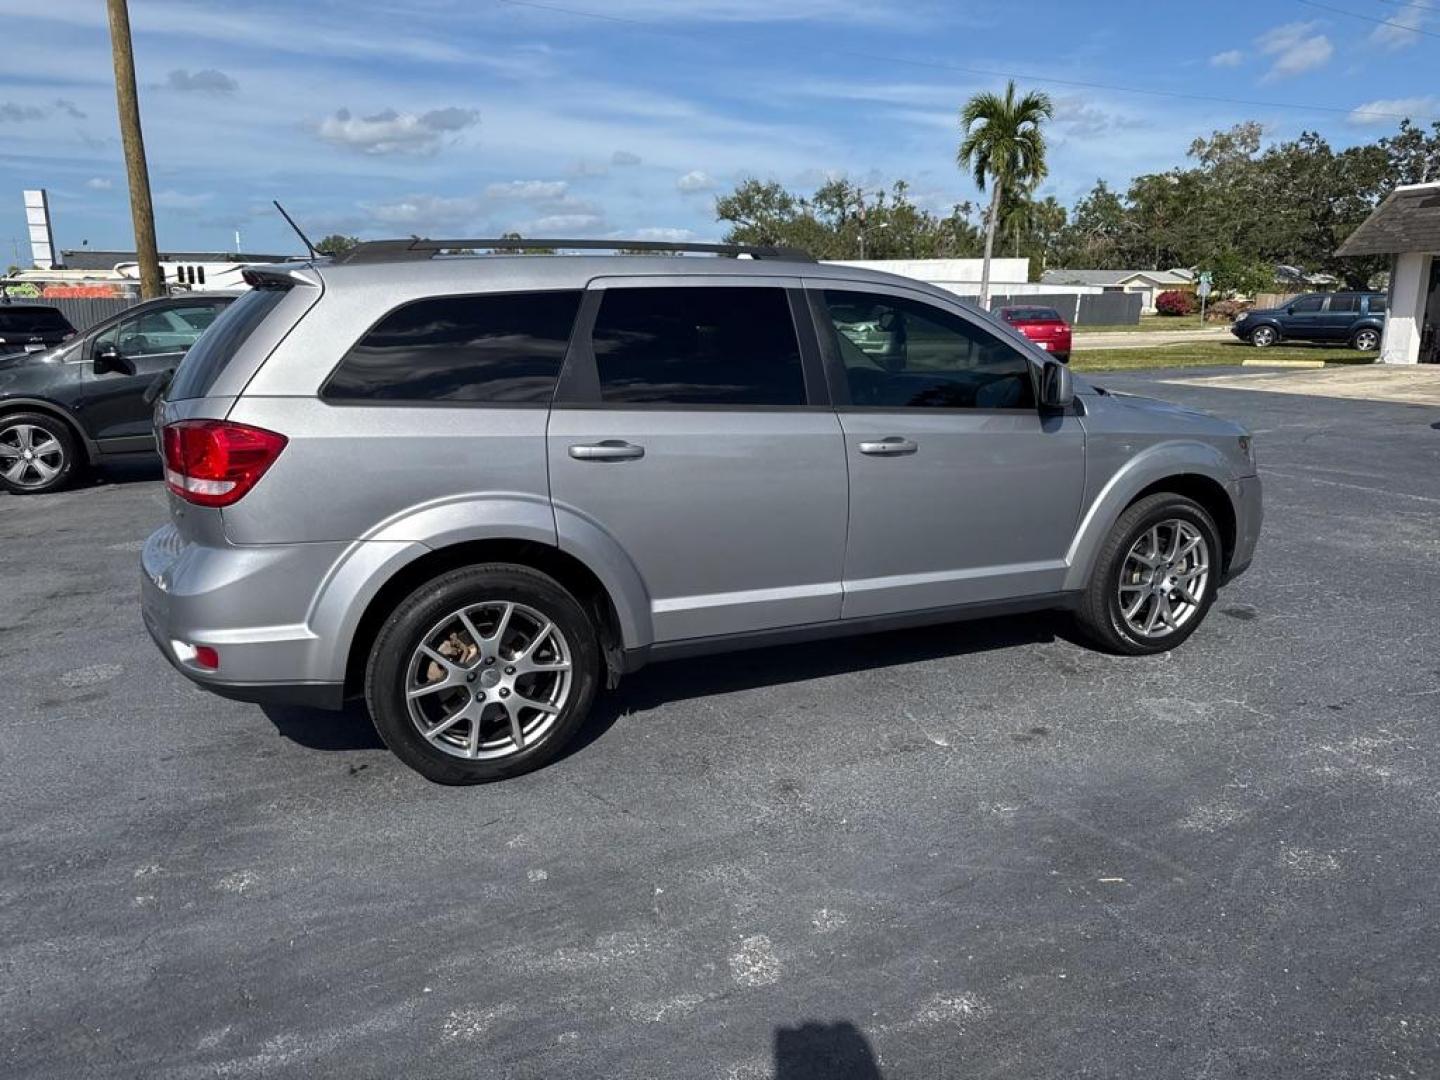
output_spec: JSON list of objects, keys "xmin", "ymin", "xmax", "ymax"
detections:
[
  {"xmin": 0, "ymin": 423, "xmax": 65, "ymax": 490},
  {"xmin": 1250, "ymin": 327, "xmax": 1276, "ymax": 347},
  {"xmin": 404, "ymin": 601, "xmax": 573, "ymax": 761},
  {"xmin": 1354, "ymin": 329, "xmax": 1380, "ymax": 351},
  {"xmin": 1116, "ymin": 519, "xmax": 1211, "ymax": 640}
]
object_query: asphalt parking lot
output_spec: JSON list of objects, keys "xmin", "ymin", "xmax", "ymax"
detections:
[{"xmin": 4, "ymin": 368, "xmax": 1440, "ymax": 1079}]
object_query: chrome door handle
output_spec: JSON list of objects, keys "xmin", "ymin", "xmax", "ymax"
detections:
[
  {"xmin": 569, "ymin": 440, "xmax": 645, "ymax": 461},
  {"xmin": 857, "ymin": 437, "xmax": 918, "ymax": 456}
]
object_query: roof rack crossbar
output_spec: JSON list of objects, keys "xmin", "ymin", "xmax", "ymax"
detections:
[{"xmin": 332, "ymin": 237, "xmax": 813, "ymax": 264}]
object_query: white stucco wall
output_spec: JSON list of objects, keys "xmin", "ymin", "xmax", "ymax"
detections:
[{"xmin": 1381, "ymin": 251, "xmax": 1432, "ymax": 365}]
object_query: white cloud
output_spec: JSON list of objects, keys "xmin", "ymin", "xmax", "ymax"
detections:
[
  {"xmin": 677, "ymin": 169, "xmax": 717, "ymax": 193},
  {"xmin": 364, "ymin": 194, "xmax": 485, "ymax": 229},
  {"xmin": 0, "ymin": 102, "xmax": 46, "ymax": 122},
  {"xmin": 1348, "ymin": 96, "xmax": 1440, "ymax": 125},
  {"xmin": 528, "ymin": 213, "xmax": 606, "ymax": 233},
  {"xmin": 618, "ymin": 226, "xmax": 698, "ymax": 242},
  {"xmin": 1209, "ymin": 49, "xmax": 1243, "ymax": 68},
  {"xmin": 484, "ymin": 179, "xmax": 569, "ymax": 200},
  {"xmin": 316, "ymin": 106, "xmax": 479, "ymax": 156},
  {"xmin": 1259, "ymin": 21, "xmax": 1333, "ymax": 80},
  {"xmin": 85, "ymin": 177, "xmax": 113, "ymax": 191},
  {"xmin": 164, "ymin": 68, "xmax": 239, "ymax": 94},
  {"xmin": 1370, "ymin": 1, "xmax": 1432, "ymax": 49}
]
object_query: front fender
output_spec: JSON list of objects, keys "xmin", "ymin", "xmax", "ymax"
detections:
[{"xmin": 1062, "ymin": 440, "xmax": 1236, "ymax": 592}]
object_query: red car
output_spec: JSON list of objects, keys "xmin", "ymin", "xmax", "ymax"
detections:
[{"xmin": 996, "ymin": 305, "xmax": 1071, "ymax": 363}]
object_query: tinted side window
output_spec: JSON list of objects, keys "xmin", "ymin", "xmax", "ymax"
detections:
[
  {"xmin": 1291, "ymin": 296, "xmax": 1324, "ymax": 313},
  {"xmin": 1369, "ymin": 295, "xmax": 1387, "ymax": 313},
  {"xmin": 1329, "ymin": 294, "xmax": 1359, "ymax": 313},
  {"xmin": 591, "ymin": 286, "xmax": 805, "ymax": 406},
  {"xmin": 324, "ymin": 290, "xmax": 581, "ymax": 404},
  {"xmin": 823, "ymin": 290, "xmax": 1035, "ymax": 410},
  {"xmin": 167, "ymin": 292, "xmax": 274, "ymax": 400}
]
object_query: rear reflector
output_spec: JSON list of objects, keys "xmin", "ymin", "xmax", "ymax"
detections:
[
  {"xmin": 194, "ymin": 646, "xmax": 220, "ymax": 670},
  {"xmin": 162, "ymin": 419, "xmax": 287, "ymax": 507}
]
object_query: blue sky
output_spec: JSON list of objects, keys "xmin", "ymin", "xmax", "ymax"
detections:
[{"xmin": 2, "ymin": 0, "xmax": 1437, "ymax": 258}]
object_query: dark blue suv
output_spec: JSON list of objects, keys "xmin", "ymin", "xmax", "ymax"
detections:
[{"xmin": 1232, "ymin": 292, "xmax": 1386, "ymax": 351}]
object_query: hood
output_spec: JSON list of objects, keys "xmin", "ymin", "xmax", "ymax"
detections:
[
  {"xmin": 1237, "ymin": 307, "xmax": 1278, "ymax": 320},
  {"xmin": 0, "ymin": 345, "xmax": 65, "ymax": 372},
  {"xmin": 1106, "ymin": 389, "xmax": 1223, "ymax": 422}
]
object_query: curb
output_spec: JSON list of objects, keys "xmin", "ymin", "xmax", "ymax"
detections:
[{"xmin": 1240, "ymin": 359, "xmax": 1327, "ymax": 369}]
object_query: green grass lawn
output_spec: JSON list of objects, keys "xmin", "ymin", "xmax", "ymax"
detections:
[
  {"xmin": 1071, "ymin": 340, "xmax": 1373, "ymax": 372},
  {"xmin": 1073, "ymin": 314, "xmax": 1213, "ymax": 334}
]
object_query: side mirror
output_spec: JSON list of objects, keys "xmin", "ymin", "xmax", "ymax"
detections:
[
  {"xmin": 1040, "ymin": 361, "xmax": 1073, "ymax": 409},
  {"xmin": 93, "ymin": 344, "xmax": 136, "ymax": 376}
]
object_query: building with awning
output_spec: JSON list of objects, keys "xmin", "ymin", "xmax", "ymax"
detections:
[{"xmin": 1338, "ymin": 181, "xmax": 1440, "ymax": 365}]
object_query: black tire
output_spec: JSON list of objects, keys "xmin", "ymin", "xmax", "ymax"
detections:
[
  {"xmin": 1074, "ymin": 492, "xmax": 1222, "ymax": 656},
  {"xmin": 1350, "ymin": 327, "xmax": 1381, "ymax": 352},
  {"xmin": 0, "ymin": 411, "xmax": 81, "ymax": 495},
  {"xmin": 1248, "ymin": 325, "xmax": 1278, "ymax": 348},
  {"xmin": 365, "ymin": 563, "xmax": 601, "ymax": 784}
]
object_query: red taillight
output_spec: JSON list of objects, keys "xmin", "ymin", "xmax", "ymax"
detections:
[
  {"xmin": 194, "ymin": 646, "xmax": 220, "ymax": 670},
  {"xmin": 162, "ymin": 420, "xmax": 287, "ymax": 507}
]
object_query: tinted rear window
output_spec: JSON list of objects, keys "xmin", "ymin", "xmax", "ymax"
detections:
[
  {"xmin": 323, "ymin": 291, "xmax": 581, "ymax": 404},
  {"xmin": 1002, "ymin": 307, "xmax": 1062, "ymax": 322},
  {"xmin": 591, "ymin": 286, "xmax": 805, "ymax": 406},
  {"xmin": 167, "ymin": 291, "xmax": 275, "ymax": 400},
  {"xmin": 0, "ymin": 307, "xmax": 73, "ymax": 334}
]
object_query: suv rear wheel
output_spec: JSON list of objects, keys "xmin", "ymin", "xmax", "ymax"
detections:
[
  {"xmin": 0, "ymin": 412, "xmax": 79, "ymax": 495},
  {"xmin": 1075, "ymin": 493, "xmax": 1221, "ymax": 655},
  {"xmin": 1248, "ymin": 325, "xmax": 1278, "ymax": 348},
  {"xmin": 1351, "ymin": 327, "xmax": 1381, "ymax": 352},
  {"xmin": 365, "ymin": 564, "xmax": 601, "ymax": 784}
]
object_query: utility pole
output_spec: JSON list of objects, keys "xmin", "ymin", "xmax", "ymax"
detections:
[{"xmin": 105, "ymin": 0, "xmax": 162, "ymax": 299}]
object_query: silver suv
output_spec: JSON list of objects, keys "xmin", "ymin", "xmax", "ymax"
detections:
[{"xmin": 142, "ymin": 239, "xmax": 1262, "ymax": 784}]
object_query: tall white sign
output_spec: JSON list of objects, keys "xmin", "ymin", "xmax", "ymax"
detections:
[{"xmin": 23, "ymin": 189, "xmax": 59, "ymax": 269}]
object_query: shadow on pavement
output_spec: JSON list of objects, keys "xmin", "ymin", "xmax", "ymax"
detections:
[
  {"xmin": 774, "ymin": 1021, "xmax": 883, "ymax": 1079},
  {"xmin": 562, "ymin": 611, "xmax": 1060, "ymax": 761},
  {"xmin": 262, "ymin": 699, "xmax": 385, "ymax": 751}
]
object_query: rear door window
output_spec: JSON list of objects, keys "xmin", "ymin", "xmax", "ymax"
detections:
[
  {"xmin": 323, "ymin": 290, "xmax": 581, "ymax": 404},
  {"xmin": 1328, "ymin": 294, "xmax": 1360, "ymax": 313},
  {"xmin": 589, "ymin": 286, "xmax": 805, "ymax": 406}
]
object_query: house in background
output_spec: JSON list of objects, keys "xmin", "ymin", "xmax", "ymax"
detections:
[{"xmin": 1040, "ymin": 268, "xmax": 1195, "ymax": 313}]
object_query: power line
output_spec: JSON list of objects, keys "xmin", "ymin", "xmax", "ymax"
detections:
[
  {"xmin": 496, "ymin": 0, "xmax": 1436, "ymax": 123},
  {"xmin": 1292, "ymin": 0, "xmax": 1440, "ymax": 38}
]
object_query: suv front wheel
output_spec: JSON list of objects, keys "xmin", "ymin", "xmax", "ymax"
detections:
[
  {"xmin": 0, "ymin": 412, "xmax": 79, "ymax": 495},
  {"xmin": 1075, "ymin": 493, "xmax": 1222, "ymax": 655},
  {"xmin": 366, "ymin": 564, "xmax": 601, "ymax": 784},
  {"xmin": 1248, "ymin": 325, "xmax": 1278, "ymax": 348}
]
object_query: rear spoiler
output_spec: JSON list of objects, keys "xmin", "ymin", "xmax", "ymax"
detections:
[{"xmin": 241, "ymin": 264, "xmax": 321, "ymax": 290}]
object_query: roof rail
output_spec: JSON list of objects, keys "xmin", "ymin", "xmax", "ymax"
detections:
[{"xmin": 331, "ymin": 237, "xmax": 813, "ymax": 264}]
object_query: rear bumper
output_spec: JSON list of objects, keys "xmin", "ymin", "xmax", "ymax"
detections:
[
  {"xmin": 1222, "ymin": 474, "xmax": 1263, "ymax": 583},
  {"xmin": 140, "ymin": 524, "xmax": 360, "ymax": 711}
]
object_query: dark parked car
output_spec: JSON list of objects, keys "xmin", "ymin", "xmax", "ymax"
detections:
[
  {"xmin": 0, "ymin": 303, "xmax": 76, "ymax": 358},
  {"xmin": 1232, "ymin": 291, "xmax": 1386, "ymax": 350},
  {"xmin": 996, "ymin": 305, "xmax": 1072, "ymax": 362},
  {"xmin": 0, "ymin": 293, "xmax": 236, "ymax": 494}
]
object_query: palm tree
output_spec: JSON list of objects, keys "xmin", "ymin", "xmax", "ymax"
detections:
[{"xmin": 958, "ymin": 81, "xmax": 1053, "ymax": 307}]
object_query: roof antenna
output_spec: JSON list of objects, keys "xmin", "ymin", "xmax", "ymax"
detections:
[{"xmin": 273, "ymin": 200, "xmax": 317, "ymax": 260}]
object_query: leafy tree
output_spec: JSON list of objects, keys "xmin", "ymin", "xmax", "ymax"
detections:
[
  {"xmin": 957, "ymin": 80, "xmax": 1053, "ymax": 304},
  {"xmin": 314, "ymin": 233, "xmax": 360, "ymax": 256},
  {"xmin": 716, "ymin": 177, "xmax": 981, "ymax": 259}
]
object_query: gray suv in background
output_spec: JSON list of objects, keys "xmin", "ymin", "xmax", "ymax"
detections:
[{"xmin": 142, "ymin": 239, "xmax": 1262, "ymax": 784}]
